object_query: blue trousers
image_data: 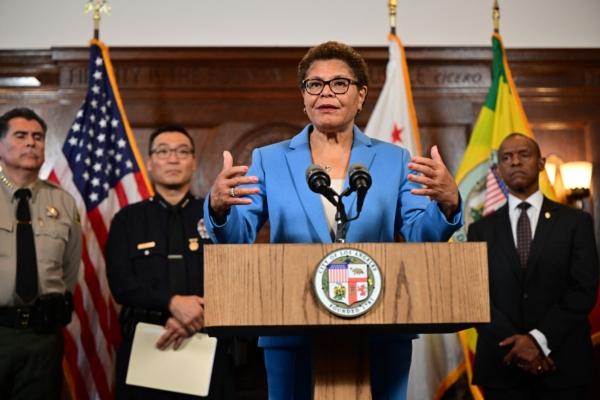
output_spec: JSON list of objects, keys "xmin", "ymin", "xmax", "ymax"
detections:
[{"xmin": 263, "ymin": 338, "xmax": 412, "ymax": 400}]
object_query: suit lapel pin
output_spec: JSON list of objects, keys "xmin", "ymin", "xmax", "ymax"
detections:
[
  {"xmin": 46, "ymin": 206, "xmax": 59, "ymax": 218},
  {"xmin": 544, "ymin": 211, "xmax": 551, "ymax": 219}
]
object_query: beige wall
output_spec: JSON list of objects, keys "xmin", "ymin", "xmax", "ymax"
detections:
[{"xmin": 0, "ymin": 0, "xmax": 599, "ymax": 49}]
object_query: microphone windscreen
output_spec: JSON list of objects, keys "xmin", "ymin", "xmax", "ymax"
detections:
[
  {"xmin": 306, "ymin": 164, "xmax": 331, "ymax": 193},
  {"xmin": 349, "ymin": 163, "xmax": 368, "ymax": 172},
  {"xmin": 348, "ymin": 163, "xmax": 372, "ymax": 190},
  {"xmin": 305, "ymin": 164, "xmax": 325, "ymax": 179}
]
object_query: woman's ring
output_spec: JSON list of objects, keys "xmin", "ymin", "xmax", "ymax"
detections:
[
  {"xmin": 537, "ymin": 365, "xmax": 542, "ymax": 372},
  {"xmin": 230, "ymin": 187, "xmax": 236, "ymax": 197}
]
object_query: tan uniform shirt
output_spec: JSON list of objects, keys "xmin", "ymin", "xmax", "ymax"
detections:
[{"xmin": 0, "ymin": 168, "xmax": 82, "ymax": 306}]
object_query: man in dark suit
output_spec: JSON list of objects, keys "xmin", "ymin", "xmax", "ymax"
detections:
[{"xmin": 468, "ymin": 133, "xmax": 599, "ymax": 399}]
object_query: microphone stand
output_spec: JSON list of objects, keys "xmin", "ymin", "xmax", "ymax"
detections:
[
  {"xmin": 334, "ymin": 199, "xmax": 349, "ymax": 243},
  {"xmin": 333, "ymin": 187, "xmax": 355, "ymax": 243},
  {"xmin": 307, "ymin": 164, "xmax": 370, "ymax": 243}
]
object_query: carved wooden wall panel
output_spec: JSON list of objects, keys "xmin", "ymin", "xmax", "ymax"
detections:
[
  {"xmin": 1, "ymin": 46, "xmax": 600, "ymax": 246},
  {"xmin": 533, "ymin": 123, "xmax": 591, "ymax": 162}
]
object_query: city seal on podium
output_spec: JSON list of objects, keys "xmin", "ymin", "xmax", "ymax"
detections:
[{"xmin": 313, "ymin": 248, "xmax": 383, "ymax": 318}]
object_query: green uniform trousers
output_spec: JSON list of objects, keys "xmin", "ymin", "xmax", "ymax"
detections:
[{"xmin": 0, "ymin": 326, "xmax": 63, "ymax": 400}]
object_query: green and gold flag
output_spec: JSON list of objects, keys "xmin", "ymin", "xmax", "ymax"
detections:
[{"xmin": 455, "ymin": 32, "xmax": 555, "ymax": 240}]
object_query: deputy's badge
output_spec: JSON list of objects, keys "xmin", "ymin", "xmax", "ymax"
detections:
[
  {"xmin": 314, "ymin": 248, "xmax": 383, "ymax": 318},
  {"xmin": 197, "ymin": 218, "xmax": 210, "ymax": 239},
  {"xmin": 544, "ymin": 211, "xmax": 551, "ymax": 219},
  {"xmin": 46, "ymin": 206, "xmax": 59, "ymax": 218},
  {"xmin": 137, "ymin": 241, "xmax": 156, "ymax": 250},
  {"xmin": 188, "ymin": 238, "xmax": 200, "ymax": 252}
]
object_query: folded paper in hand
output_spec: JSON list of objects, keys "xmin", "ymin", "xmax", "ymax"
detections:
[{"xmin": 126, "ymin": 322, "xmax": 217, "ymax": 396}]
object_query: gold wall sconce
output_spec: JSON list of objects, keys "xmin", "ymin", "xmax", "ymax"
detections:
[
  {"xmin": 545, "ymin": 155, "xmax": 593, "ymax": 209},
  {"xmin": 560, "ymin": 161, "xmax": 593, "ymax": 208}
]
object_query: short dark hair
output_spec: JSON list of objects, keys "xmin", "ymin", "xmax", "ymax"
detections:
[
  {"xmin": 148, "ymin": 124, "xmax": 194, "ymax": 154},
  {"xmin": 499, "ymin": 133, "xmax": 542, "ymax": 158},
  {"xmin": 297, "ymin": 41, "xmax": 369, "ymax": 88},
  {"xmin": 0, "ymin": 107, "xmax": 47, "ymax": 139}
]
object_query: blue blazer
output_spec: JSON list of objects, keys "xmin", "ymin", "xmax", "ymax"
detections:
[
  {"xmin": 204, "ymin": 125, "xmax": 463, "ymax": 346},
  {"xmin": 205, "ymin": 125, "xmax": 461, "ymax": 244}
]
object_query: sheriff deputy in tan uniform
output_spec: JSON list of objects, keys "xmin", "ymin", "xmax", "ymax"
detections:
[{"xmin": 0, "ymin": 107, "xmax": 82, "ymax": 400}]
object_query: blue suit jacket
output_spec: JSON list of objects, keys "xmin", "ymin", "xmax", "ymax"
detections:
[{"xmin": 204, "ymin": 125, "xmax": 463, "ymax": 346}]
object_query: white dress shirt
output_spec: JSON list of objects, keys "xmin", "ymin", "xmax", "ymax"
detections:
[{"xmin": 507, "ymin": 190, "xmax": 551, "ymax": 356}]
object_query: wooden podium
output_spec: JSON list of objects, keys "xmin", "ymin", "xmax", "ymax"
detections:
[{"xmin": 204, "ymin": 242, "xmax": 489, "ymax": 399}]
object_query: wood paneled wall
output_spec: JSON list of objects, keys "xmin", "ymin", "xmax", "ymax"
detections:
[{"xmin": 1, "ymin": 46, "xmax": 600, "ymax": 246}]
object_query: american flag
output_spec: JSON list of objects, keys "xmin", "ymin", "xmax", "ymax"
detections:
[
  {"xmin": 483, "ymin": 165, "xmax": 509, "ymax": 216},
  {"xmin": 328, "ymin": 264, "xmax": 348, "ymax": 283},
  {"xmin": 49, "ymin": 39, "xmax": 152, "ymax": 399}
]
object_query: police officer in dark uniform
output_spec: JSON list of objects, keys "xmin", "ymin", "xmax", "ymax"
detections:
[{"xmin": 105, "ymin": 125, "xmax": 234, "ymax": 399}]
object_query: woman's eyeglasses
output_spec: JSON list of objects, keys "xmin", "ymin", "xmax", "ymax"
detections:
[{"xmin": 302, "ymin": 77, "xmax": 360, "ymax": 95}]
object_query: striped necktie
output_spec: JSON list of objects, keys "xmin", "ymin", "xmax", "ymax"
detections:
[{"xmin": 516, "ymin": 202, "xmax": 532, "ymax": 269}]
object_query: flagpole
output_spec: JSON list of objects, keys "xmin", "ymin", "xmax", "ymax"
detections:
[
  {"xmin": 388, "ymin": 0, "xmax": 397, "ymax": 35},
  {"xmin": 84, "ymin": 0, "xmax": 111, "ymax": 40},
  {"xmin": 493, "ymin": 0, "xmax": 500, "ymax": 34}
]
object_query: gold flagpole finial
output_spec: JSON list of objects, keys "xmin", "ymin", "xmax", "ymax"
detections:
[
  {"xmin": 388, "ymin": 0, "xmax": 397, "ymax": 36},
  {"xmin": 84, "ymin": 0, "xmax": 112, "ymax": 40},
  {"xmin": 493, "ymin": 0, "xmax": 500, "ymax": 34}
]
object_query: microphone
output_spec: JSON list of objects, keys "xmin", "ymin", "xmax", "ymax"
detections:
[
  {"xmin": 306, "ymin": 164, "xmax": 337, "ymax": 206},
  {"xmin": 348, "ymin": 163, "xmax": 372, "ymax": 214}
]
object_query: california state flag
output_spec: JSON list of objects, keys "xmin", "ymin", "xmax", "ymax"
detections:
[
  {"xmin": 364, "ymin": 34, "xmax": 421, "ymax": 157},
  {"xmin": 365, "ymin": 34, "xmax": 464, "ymax": 400}
]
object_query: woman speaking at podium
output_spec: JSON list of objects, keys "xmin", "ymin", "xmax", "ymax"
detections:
[{"xmin": 204, "ymin": 41, "xmax": 462, "ymax": 400}]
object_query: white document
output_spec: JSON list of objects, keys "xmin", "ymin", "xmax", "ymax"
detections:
[{"xmin": 126, "ymin": 322, "xmax": 217, "ymax": 396}]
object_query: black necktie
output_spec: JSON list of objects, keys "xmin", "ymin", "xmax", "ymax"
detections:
[
  {"xmin": 516, "ymin": 202, "xmax": 532, "ymax": 269},
  {"xmin": 15, "ymin": 188, "xmax": 38, "ymax": 303},
  {"xmin": 167, "ymin": 206, "xmax": 187, "ymax": 294}
]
